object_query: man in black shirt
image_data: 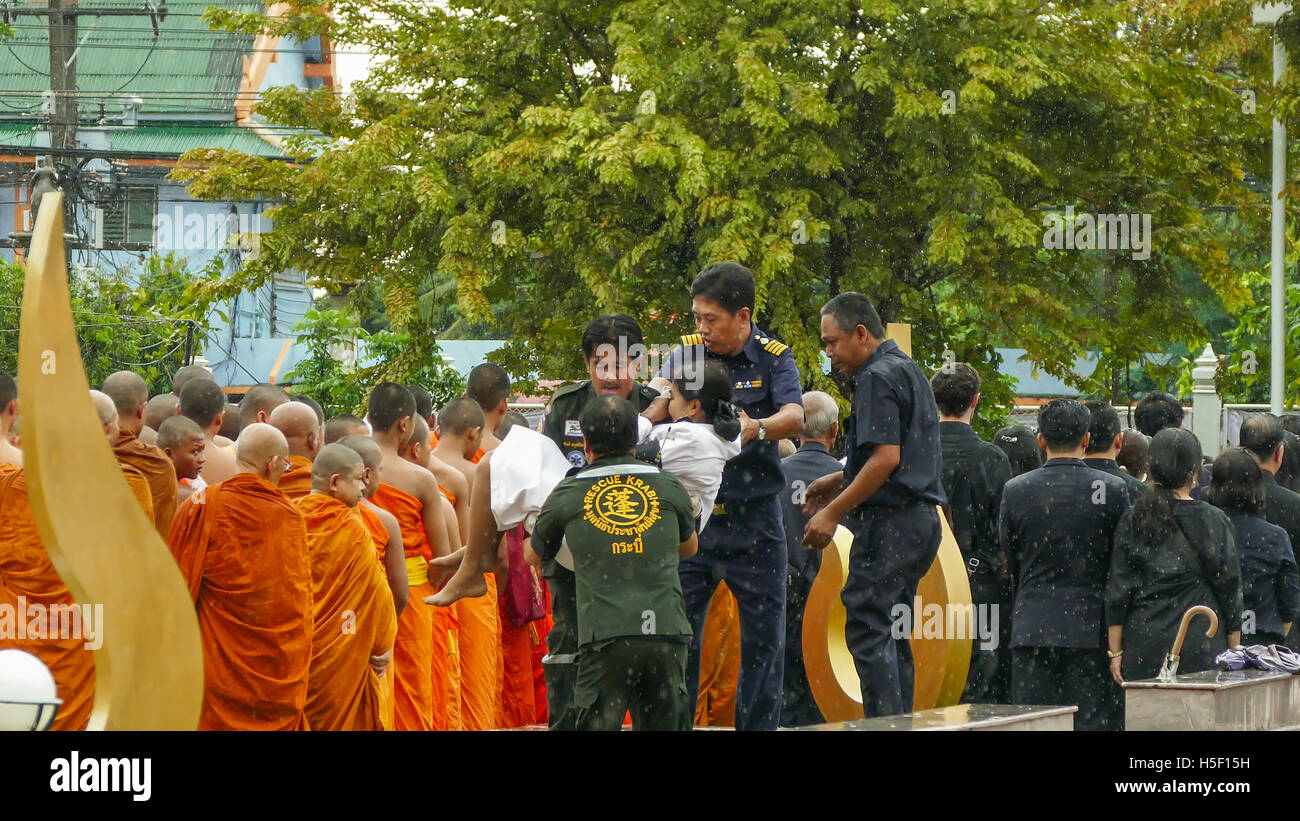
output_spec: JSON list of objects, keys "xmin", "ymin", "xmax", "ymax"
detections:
[
  {"xmin": 1239, "ymin": 413, "xmax": 1300, "ymax": 650},
  {"xmin": 803, "ymin": 293, "xmax": 946, "ymax": 719},
  {"xmin": 1083, "ymin": 401, "xmax": 1149, "ymax": 504},
  {"xmin": 931, "ymin": 363, "xmax": 1013, "ymax": 703},
  {"xmin": 777, "ymin": 390, "xmax": 844, "ymax": 726},
  {"xmin": 1135, "ymin": 392, "xmax": 1209, "ymax": 500},
  {"xmin": 999, "ymin": 399, "xmax": 1131, "ymax": 730}
]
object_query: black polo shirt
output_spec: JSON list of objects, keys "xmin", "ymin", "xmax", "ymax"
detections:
[{"xmin": 843, "ymin": 338, "xmax": 946, "ymax": 509}]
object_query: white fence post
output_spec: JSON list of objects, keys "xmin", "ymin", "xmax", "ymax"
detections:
[{"xmin": 1191, "ymin": 343, "xmax": 1222, "ymax": 459}]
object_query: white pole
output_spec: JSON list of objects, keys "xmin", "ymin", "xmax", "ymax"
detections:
[{"xmin": 1273, "ymin": 30, "xmax": 1288, "ymax": 414}]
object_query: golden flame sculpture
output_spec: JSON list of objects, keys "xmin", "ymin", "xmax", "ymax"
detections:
[
  {"xmin": 18, "ymin": 192, "xmax": 203, "ymax": 729},
  {"xmin": 802, "ymin": 323, "xmax": 972, "ymax": 720}
]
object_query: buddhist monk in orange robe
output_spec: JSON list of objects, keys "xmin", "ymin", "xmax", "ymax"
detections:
[
  {"xmin": 694, "ymin": 582, "xmax": 742, "ymax": 727},
  {"xmin": 270, "ymin": 401, "xmax": 321, "ymax": 500},
  {"xmin": 367, "ymin": 383, "xmax": 449, "ymax": 731},
  {"xmin": 299, "ymin": 445, "xmax": 397, "ymax": 730},
  {"xmin": 0, "ymin": 393, "xmax": 155, "ymax": 731},
  {"xmin": 181, "ymin": 378, "xmax": 238, "ymax": 486},
  {"xmin": 157, "ymin": 415, "xmax": 206, "ymax": 506},
  {"xmin": 0, "ymin": 371, "xmax": 22, "ymax": 468},
  {"xmin": 103, "ymin": 371, "xmax": 177, "ymax": 535},
  {"xmin": 236, "ymin": 383, "xmax": 290, "ymax": 434},
  {"xmin": 338, "ymin": 434, "xmax": 407, "ymax": 730},
  {"xmin": 166, "ymin": 423, "xmax": 312, "ymax": 730},
  {"xmin": 427, "ymin": 364, "xmax": 510, "ymax": 604}
]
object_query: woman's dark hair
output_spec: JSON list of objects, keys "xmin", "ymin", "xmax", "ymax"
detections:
[
  {"xmin": 1132, "ymin": 428, "xmax": 1202, "ymax": 543},
  {"xmin": 1204, "ymin": 447, "xmax": 1266, "ymax": 515},
  {"xmin": 671, "ymin": 359, "xmax": 740, "ymax": 439},
  {"xmin": 993, "ymin": 424, "xmax": 1043, "ymax": 477}
]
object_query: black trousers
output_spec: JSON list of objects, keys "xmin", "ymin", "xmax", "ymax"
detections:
[
  {"xmin": 1010, "ymin": 646, "xmax": 1124, "ymax": 731},
  {"xmin": 841, "ymin": 504, "xmax": 942, "ymax": 719},
  {"xmin": 780, "ymin": 568, "xmax": 825, "ymax": 727},
  {"xmin": 959, "ymin": 571, "xmax": 1010, "ymax": 704},
  {"xmin": 572, "ymin": 638, "xmax": 691, "ymax": 731},
  {"xmin": 543, "ymin": 571, "xmax": 578, "ymax": 731}
]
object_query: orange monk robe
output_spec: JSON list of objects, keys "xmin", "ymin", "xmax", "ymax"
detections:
[
  {"xmin": 357, "ymin": 503, "xmax": 396, "ymax": 730},
  {"xmin": 113, "ymin": 428, "xmax": 177, "ymax": 536},
  {"xmin": 498, "ymin": 593, "xmax": 545, "ymax": 728},
  {"xmin": 429, "ymin": 484, "xmax": 463, "ymax": 730},
  {"xmin": 167, "ymin": 473, "xmax": 312, "ymax": 730},
  {"xmin": 458, "ymin": 572, "xmax": 501, "ymax": 729},
  {"xmin": 278, "ymin": 454, "xmax": 314, "ymax": 501},
  {"xmin": 0, "ymin": 466, "xmax": 94, "ymax": 731},
  {"xmin": 299, "ymin": 494, "xmax": 397, "ymax": 731},
  {"xmin": 694, "ymin": 582, "xmax": 742, "ymax": 727},
  {"xmin": 371, "ymin": 482, "xmax": 436, "ymax": 731}
]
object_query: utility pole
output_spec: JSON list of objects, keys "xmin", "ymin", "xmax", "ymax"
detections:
[{"xmin": 47, "ymin": 0, "xmax": 77, "ymax": 152}]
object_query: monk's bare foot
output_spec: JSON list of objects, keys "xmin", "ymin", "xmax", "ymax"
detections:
[
  {"xmin": 429, "ymin": 546, "xmax": 466, "ymax": 570},
  {"xmin": 426, "ymin": 562, "xmax": 487, "ymax": 606}
]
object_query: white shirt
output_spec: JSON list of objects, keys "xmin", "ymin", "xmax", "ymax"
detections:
[
  {"xmin": 637, "ymin": 416, "xmax": 743, "ymax": 529},
  {"xmin": 488, "ymin": 425, "xmax": 575, "ymax": 569}
]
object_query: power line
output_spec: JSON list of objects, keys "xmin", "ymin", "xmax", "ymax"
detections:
[{"xmin": 0, "ymin": 40, "xmax": 367, "ymax": 54}]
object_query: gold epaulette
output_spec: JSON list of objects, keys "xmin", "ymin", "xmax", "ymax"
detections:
[
  {"xmin": 681, "ymin": 333, "xmax": 703, "ymax": 346},
  {"xmin": 757, "ymin": 336, "xmax": 789, "ymax": 356}
]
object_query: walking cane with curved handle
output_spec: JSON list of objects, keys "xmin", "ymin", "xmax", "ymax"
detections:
[{"xmin": 1157, "ymin": 605, "xmax": 1219, "ymax": 683}]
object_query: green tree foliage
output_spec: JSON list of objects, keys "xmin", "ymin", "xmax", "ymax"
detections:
[
  {"xmin": 0, "ymin": 254, "xmax": 216, "ymax": 395},
  {"xmin": 286, "ymin": 307, "xmax": 466, "ymax": 417},
  {"xmin": 175, "ymin": 0, "xmax": 1272, "ymax": 431}
]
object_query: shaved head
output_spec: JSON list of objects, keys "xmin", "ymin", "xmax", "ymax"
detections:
[
  {"xmin": 293, "ymin": 394, "xmax": 325, "ymax": 425},
  {"xmin": 220, "ymin": 403, "xmax": 241, "ymax": 441},
  {"xmin": 313, "ymin": 443, "xmax": 363, "ymax": 486},
  {"xmin": 90, "ymin": 390, "xmax": 117, "ymax": 427},
  {"xmin": 239, "ymin": 384, "xmax": 290, "ymax": 431},
  {"xmin": 325, "ymin": 414, "xmax": 367, "ymax": 444},
  {"xmin": 145, "ymin": 394, "xmax": 180, "ymax": 430},
  {"xmin": 437, "ymin": 396, "xmax": 484, "ymax": 437},
  {"xmin": 102, "ymin": 371, "xmax": 148, "ymax": 415},
  {"xmin": 0, "ymin": 371, "xmax": 15, "ymax": 410},
  {"xmin": 172, "ymin": 364, "xmax": 214, "ymax": 396},
  {"xmin": 406, "ymin": 384, "xmax": 434, "ymax": 422},
  {"xmin": 157, "ymin": 414, "xmax": 204, "ymax": 451},
  {"xmin": 368, "ymin": 382, "xmax": 415, "ymax": 434},
  {"xmin": 180, "ymin": 378, "xmax": 227, "ymax": 431},
  {"xmin": 269, "ymin": 400, "xmax": 321, "ymax": 459},
  {"xmin": 409, "ymin": 417, "xmax": 430, "ymax": 452},
  {"xmin": 235, "ymin": 422, "xmax": 289, "ymax": 481},
  {"xmin": 338, "ymin": 434, "xmax": 382, "ymax": 470}
]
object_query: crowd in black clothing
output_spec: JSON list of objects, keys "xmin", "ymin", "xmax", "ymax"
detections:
[{"xmin": 906, "ymin": 373, "xmax": 1300, "ymax": 731}]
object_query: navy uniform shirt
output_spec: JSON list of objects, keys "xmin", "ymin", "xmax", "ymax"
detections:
[
  {"xmin": 843, "ymin": 338, "xmax": 946, "ymax": 509},
  {"xmin": 658, "ymin": 325, "xmax": 803, "ymax": 503},
  {"xmin": 542, "ymin": 380, "xmax": 660, "ymax": 468}
]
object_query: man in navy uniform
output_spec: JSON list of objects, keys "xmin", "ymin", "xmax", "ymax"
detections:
[
  {"xmin": 998, "ymin": 399, "xmax": 1130, "ymax": 730},
  {"xmin": 930, "ymin": 362, "xmax": 1013, "ymax": 704},
  {"xmin": 777, "ymin": 390, "xmax": 844, "ymax": 726},
  {"xmin": 644, "ymin": 261, "xmax": 805, "ymax": 731},
  {"xmin": 802, "ymin": 293, "xmax": 946, "ymax": 719}
]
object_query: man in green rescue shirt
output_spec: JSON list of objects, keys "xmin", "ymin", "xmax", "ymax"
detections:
[
  {"xmin": 543, "ymin": 314, "xmax": 662, "ymax": 469},
  {"xmin": 533, "ymin": 395, "xmax": 699, "ymax": 731}
]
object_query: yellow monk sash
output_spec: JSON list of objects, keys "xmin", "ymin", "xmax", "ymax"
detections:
[{"xmin": 406, "ymin": 555, "xmax": 429, "ymax": 586}]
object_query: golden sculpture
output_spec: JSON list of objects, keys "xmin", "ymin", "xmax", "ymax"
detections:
[
  {"xmin": 802, "ymin": 322, "xmax": 972, "ymax": 721},
  {"xmin": 18, "ymin": 191, "xmax": 203, "ymax": 729}
]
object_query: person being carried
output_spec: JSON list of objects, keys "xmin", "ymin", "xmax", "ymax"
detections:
[
  {"xmin": 530, "ymin": 396, "xmax": 698, "ymax": 730},
  {"xmin": 299, "ymin": 444, "xmax": 398, "ymax": 730},
  {"xmin": 637, "ymin": 359, "xmax": 743, "ymax": 530}
]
